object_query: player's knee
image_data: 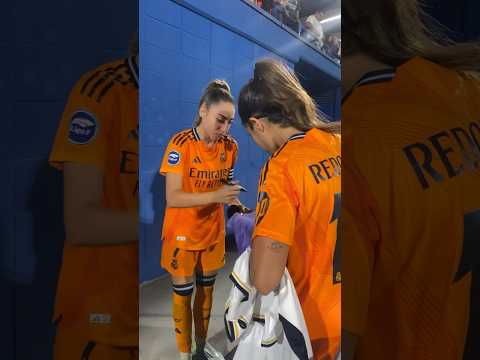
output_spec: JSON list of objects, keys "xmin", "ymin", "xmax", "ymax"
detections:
[
  {"xmin": 173, "ymin": 282, "xmax": 194, "ymax": 297},
  {"xmin": 196, "ymin": 273, "xmax": 216, "ymax": 287}
]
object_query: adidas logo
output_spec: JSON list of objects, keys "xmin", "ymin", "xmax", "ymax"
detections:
[{"xmin": 193, "ymin": 156, "xmax": 202, "ymax": 164}]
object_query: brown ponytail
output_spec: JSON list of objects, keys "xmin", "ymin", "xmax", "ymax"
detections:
[
  {"xmin": 238, "ymin": 59, "xmax": 340, "ymax": 134},
  {"xmin": 343, "ymin": 0, "xmax": 480, "ymax": 72}
]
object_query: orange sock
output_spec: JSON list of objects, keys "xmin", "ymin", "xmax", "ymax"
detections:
[
  {"xmin": 172, "ymin": 283, "xmax": 194, "ymax": 353},
  {"xmin": 193, "ymin": 274, "xmax": 216, "ymax": 344}
]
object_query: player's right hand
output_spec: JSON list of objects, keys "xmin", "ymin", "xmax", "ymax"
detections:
[{"xmin": 213, "ymin": 184, "xmax": 241, "ymax": 204}]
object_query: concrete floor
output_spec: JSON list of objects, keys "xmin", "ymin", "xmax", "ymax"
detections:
[{"xmin": 139, "ymin": 252, "xmax": 238, "ymax": 360}]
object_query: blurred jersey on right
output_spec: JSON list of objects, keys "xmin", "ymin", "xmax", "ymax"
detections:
[{"xmin": 343, "ymin": 56, "xmax": 480, "ymax": 360}]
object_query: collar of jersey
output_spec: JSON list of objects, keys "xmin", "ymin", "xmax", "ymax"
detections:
[
  {"xmin": 288, "ymin": 132, "xmax": 306, "ymax": 141},
  {"xmin": 342, "ymin": 68, "xmax": 396, "ymax": 104},
  {"xmin": 127, "ymin": 56, "xmax": 139, "ymax": 87},
  {"xmin": 271, "ymin": 131, "xmax": 306, "ymax": 158},
  {"xmin": 192, "ymin": 127, "xmax": 220, "ymax": 155},
  {"xmin": 192, "ymin": 127, "xmax": 201, "ymax": 141}
]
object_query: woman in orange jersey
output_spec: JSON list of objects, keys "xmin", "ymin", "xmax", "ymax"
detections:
[
  {"xmin": 159, "ymin": 80, "xmax": 245, "ymax": 360},
  {"xmin": 238, "ymin": 59, "xmax": 341, "ymax": 360},
  {"xmin": 49, "ymin": 37, "xmax": 139, "ymax": 359},
  {"xmin": 342, "ymin": 1, "xmax": 480, "ymax": 360}
]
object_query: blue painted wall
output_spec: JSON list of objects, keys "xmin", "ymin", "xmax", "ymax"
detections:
[
  {"xmin": 2, "ymin": 1, "xmax": 137, "ymax": 358},
  {"xmin": 139, "ymin": 0, "xmax": 341, "ymax": 283}
]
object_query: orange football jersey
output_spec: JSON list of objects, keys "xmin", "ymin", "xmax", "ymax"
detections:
[
  {"xmin": 252, "ymin": 128, "xmax": 341, "ymax": 359},
  {"xmin": 49, "ymin": 57, "xmax": 139, "ymax": 346},
  {"xmin": 160, "ymin": 128, "xmax": 238, "ymax": 250},
  {"xmin": 343, "ymin": 57, "xmax": 480, "ymax": 359}
]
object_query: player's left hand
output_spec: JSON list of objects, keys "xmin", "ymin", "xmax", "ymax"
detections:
[{"xmin": 240, "ymin": 205, "xmax": 253, "ymax": 213}]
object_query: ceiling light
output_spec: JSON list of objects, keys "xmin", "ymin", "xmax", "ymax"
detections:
[{"xmin": 320, "ymin": 14, "xmax": 341, "ymax": 24}]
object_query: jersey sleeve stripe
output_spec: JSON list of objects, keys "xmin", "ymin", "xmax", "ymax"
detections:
[
  {"xmin": 172, "ymin": 130, "xmax": 190, "ymax": 144},
  {"xmin": 178, "ymin": 134, "xmax": 194, "ymax": 146},
  {"xmin": 87, "ymin": 64, "xmax": 127, "ymax": 98},
  {"xmin": 96, "ymin": 81, "xmax": 115, "ymax": 102},
  {"xmin": 172, "ymin": 130, "xmax": 188, "ymax": 144},
  {"xmin": 80, "ymin": 70, "xmax": 102, "ymax": 95},
  {"xmin": 173, "ymin": 130, "xmax": 192, "ymax": 145},
  {"xmin": 87, "ymin": 73, "xmax": 107, "ymax": 97}
]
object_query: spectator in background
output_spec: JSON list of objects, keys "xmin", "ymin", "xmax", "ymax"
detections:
[
  {"xmin": 322, "ymin": 34, "xmax": 341, "ymax": 60},
  {"xmin": 284, "ymin": 0, "xmax": 300, "ymax": 33},
  {"xmin": 248, "ymin": 0, "xmax": 264, "ymax": 7},
  {"xmin": 304, "ymin": 9, "xmax": 325, "ymax": 49},
  {"xmin": 271, "ymin": 0, "xmax": 287, "ymax": 23},
  {"xmin": 262, "ymin": 0, "xmax": 274, "ymax": 13}
]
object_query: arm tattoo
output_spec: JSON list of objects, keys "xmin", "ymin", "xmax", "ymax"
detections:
[{"xmin": 268, "ymin": 241, "xmax": 285, "ymax": 250}]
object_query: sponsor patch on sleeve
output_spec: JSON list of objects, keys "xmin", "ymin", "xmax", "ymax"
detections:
[
  {"xmin": 68, "ymin": 110, "xmax": 98, "ymax": 145},
  {"xmin": 168, "ymin": 150, "xmax": 181, "ymax": 166}
]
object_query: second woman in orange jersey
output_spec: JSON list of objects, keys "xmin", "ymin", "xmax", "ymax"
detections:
[
  {"xmin": 238, "ymin": 59, "xmax": 341, "ymax": 360},
  {"xmin": 159, "ymin": 80, "xmax": 243, "ymax": 360}
]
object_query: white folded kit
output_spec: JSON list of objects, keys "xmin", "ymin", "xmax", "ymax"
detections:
[{"xmin": 224, "ymin": 248, "xmax": 313, "ymax": 360}]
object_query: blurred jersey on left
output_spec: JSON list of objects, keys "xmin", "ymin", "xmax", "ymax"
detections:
[{"xmin": 49, "ymin": 56, "xmax": 139, "ymax": 359}]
